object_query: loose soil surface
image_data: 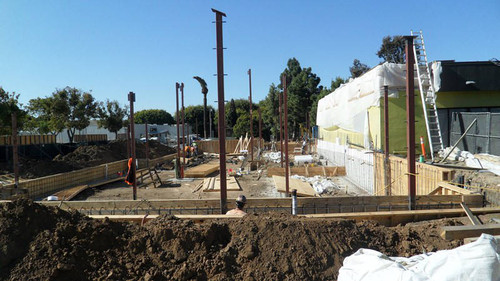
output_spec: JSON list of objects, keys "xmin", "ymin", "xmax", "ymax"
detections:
[
  {"xmin": 0, "ymin": 199, "xmax": 469, "ymax": 281},
  {"xmin": 2, "ymin": 140, "xmax": 175, "ymax": 179}
]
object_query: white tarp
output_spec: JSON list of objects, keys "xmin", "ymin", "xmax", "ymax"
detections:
[
  {"xmin": 316, "ymin": 63, "xmax": 409, "ymax": 131},
  {"xmin": 338, "ymin": 234, "xmax": 500, "ymax": 281}
]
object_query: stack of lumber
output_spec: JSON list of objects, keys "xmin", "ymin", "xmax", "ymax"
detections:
[
  {"xmin": 203, "ymin": 177, "xmax": 241, "ymax": 192},
  {"xmin": 184, "ymin": 164, "xmax": 220, "ymax": 178},
  {"xmin": 272, "ymin": 175, "xmax": 317, "ymax": 197}
]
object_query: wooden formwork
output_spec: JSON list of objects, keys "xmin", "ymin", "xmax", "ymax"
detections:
[
  {"xmin": 1, "ymin": 153, "xmax": 176, "ymax": 199},
  {"xmin": 374, "ymin": 153, "xmax": 455, "ymax": 195},
  {"xmin": 74, "ymin": 134, "xmax": 108, "ymax": 142},
  {"xmin": 0, "ymin": 135, "xmax": 56, "ymax": 145},
  {"xmin": 38, "ymin": 194, "xmax": 484, "ymax": 214},
  {"xmin": 267, "ymin": 166, "xmax": 346, "ymax": 177}
]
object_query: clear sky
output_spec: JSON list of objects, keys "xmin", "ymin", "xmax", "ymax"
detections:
[{"xmin": 0, "ymin": 0, "xmax": 498, "ymax": 115}]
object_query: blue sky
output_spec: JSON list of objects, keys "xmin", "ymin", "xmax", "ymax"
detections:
[{"xmin": 0, "ymin": 0, "xmax": 498, "ymax": 115}]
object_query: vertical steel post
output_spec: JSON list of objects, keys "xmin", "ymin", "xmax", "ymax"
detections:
[
  {"xmin": 258, "ymin": 107, "xmax": 262, "ymax": 150},
  {"xmin": 283, "ymin": 74, "xmax": 290, "ymax": 196},
  {"xmin": 126, "ymin": 124, "xmax": 131, "ymax": 158},
  {"xmin": 279, "ymin": 86, "xmax": 283, "ymax": 167},
  {"xmin": 128, "ymin": 92, "xmax": 137, "ymax": 200},
  {"xmin": 212, "ymin": 8, "xmax": 228, "ymax": 213},
  {"xmin": 175, "ymin": 83, "xmax": 181, "ymax": 179},
  {"xmin": 145, "ymin": 122, "xmax": 149, "ymax": 167},
  {"xmin": 405, "ymin": 36, "xmax": 417, "ymax": 210},
  {"xmin": 384, "ymin": 85, "xmax": 391, "ymax": 196},
  {"xmin": 12, "ymin": 112, "xmax": 19, "ymax": 188},
  {"xmin": 248, "ymin": 69, "xmax": 253, "ymax": 164},
  {"xmin": 181, "ymin": 83, "xmax": 186, "ymax": 169}
]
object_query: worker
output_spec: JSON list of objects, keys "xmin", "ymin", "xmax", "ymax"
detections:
[
  {"xmin": 226, "ymin": 195, "xmax": 247, "ymax": 216},
  {"xmin": 184, "ymin": 144, "xmax": 191, "ymax": 158}
]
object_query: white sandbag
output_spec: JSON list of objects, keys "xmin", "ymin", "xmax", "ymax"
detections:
[{"xmin": 338, "ymin": 233, "xmax": 500, "ymax": 281}]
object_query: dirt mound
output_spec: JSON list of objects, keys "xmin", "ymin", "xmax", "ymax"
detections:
[
  {"xmin": 0, "ymin": 200, "xmax": 463, "ymax": 281},
  {"xmin": 19, "ymin": 140, "xmax": 176, "ymax": 178}
]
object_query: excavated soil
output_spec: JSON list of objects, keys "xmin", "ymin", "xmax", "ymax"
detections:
[
  {"xmin": 0, "ymin": 199, "xmax": 463, "ymax": 281},
  {"xmin": 19, "ymin": 140, "xmax": 175, "ymax": 179}
]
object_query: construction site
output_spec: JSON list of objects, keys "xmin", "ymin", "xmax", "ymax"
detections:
[{"xmin": 1, "ymin": 5, "xmax": 500, "ymax": 281}]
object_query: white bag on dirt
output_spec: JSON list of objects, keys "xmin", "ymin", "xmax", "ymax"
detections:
[{"xmin": 338, "ymin": 234, "xmax": 500, "ymax": 281}]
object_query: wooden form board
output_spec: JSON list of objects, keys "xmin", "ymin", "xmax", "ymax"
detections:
[
  {"xmin": 202, "ymin": 177, "xmax": 241, "ymax": 192},
  {"xmin": 374, "ymin": 152, "xmax": 455, "ymax": 195},
  {"xmin": 441, "ymin": 224, "xmax": 500, "ymax": 240},
  {"xmin": 184, "ymin": 164, "xmax": 220, "ymax": 178},
  {"xmin": 267, "ymin": 166, "xmax": 346, "ymax": 177},
  {"xmin": 272, "ymin": 175, "xmax": 316, "ymax": 197},
  {"xmin": 429, "ymin": 182, "xmax": 475, "ymax": 195},
  {"xmin": 36, "ymin": 194, "xmax": 485, "ymax": 211},
  {"xmin": 1, "ymin": 153, "xmax": 176, "ymax": 199},
  {"xmin": 87, "ymin": 207, "xmax": 500, "ymax": 227},
  {"xmin": 0, "ymin": 134, "xmax": 56, "ymax": 146}
]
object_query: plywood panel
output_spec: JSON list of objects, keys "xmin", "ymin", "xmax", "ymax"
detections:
[
  {"xmin": 203, "ymin": 177, "xmax": 241, "ymax": 192},
  {"xmin": 184, "ymin": 164, "xmax": 220, "ymax": 178},
  {"xmin": 272, "ymin": 175, "xmax": 316, "ymax": 197}
]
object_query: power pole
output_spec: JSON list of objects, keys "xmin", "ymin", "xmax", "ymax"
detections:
[
  {"xmin": 181, "ymin": 83, "xmax": 186, "ymax": 171},
  {"xmin": 279, "ymin": 85, "xmax": 283, "ymax": 167},
  {"xmin": 212, "ymin": 8, "xmax": 228, "ymax": 214}
]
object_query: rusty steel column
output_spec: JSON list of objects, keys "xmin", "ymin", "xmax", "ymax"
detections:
[
  {"xmin": 12, "ymin": 112, "xmax": 19, "ymax": 188},
  {"xmin": 181, "ymin": 83, "xmax": 186, "ymax": 170},
  {"xmin": 258, "ymin": 107, "xmax": 262, "ymax": 150},
  {"xmin": 383, "ymin": 85, "xmax": 391, "ymax": 196},
  {"xmin": 405, "ymin": 36, "xmax": 417, "ymax": 210},
  {"xmin": 175, "ymin": 83, "xmax": 181, "ymax": 179},
  {"xmin": 212, "ymin": 8, "xmax": 228, "ymax": 214},
  {"xmin": 128, "ymin": 91, "xmax": 137, "ymax": 200},
  {"xmin": 126, "ymin": 124, "xmax": 131, "ymax": 158},
  {"xmin": 279, "ymin": 86, "xmax": 283, "ymax": 167},
  {"xmin": 248, "ymin": 68, "xmax": 253, "ymax": 164},
  {"xmin": 145, "ymin": 122, "xmax": 149, "ymax": 167},
  {"xmin": 282, "ymin": 74, "xmax": 290, "ymax": 196}
]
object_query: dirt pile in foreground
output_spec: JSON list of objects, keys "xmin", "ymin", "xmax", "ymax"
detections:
[
  {"xmin": 0, "ymin": 200, "xmax": 463, "ymax": 281},
  {"xmin": 21, "ymin": 140, "xmax": 175, "ymax": 178}
]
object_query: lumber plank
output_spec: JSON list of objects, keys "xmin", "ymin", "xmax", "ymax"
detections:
[
  {"xmin": 203, "ymin": 177, "xmax": 241, "ymax": 192},
  {"xmin": 267, "ymin": 166, "xmax": 346, "ymax": 177},
  {"xmin": 273, "ymin": 175, "xmax": 316, "ymax": 197},
  {"xmin": 437, "ymin": 182, "xmax": 474, "ymax": 195},
  {"xmin": 460, "ymin": 202, "xmax": 481, "ymax": 225},
  {"xmin": 441, "ymin": 224, "xmax": 500, "ymax": 240},
  {"xmin": 184, "ymin": 164, "xmax": 220, "ymax": 178}
]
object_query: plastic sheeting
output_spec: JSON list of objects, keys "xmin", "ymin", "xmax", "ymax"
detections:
[
  {"xmin": 338, "ymin": 234, "xmax": 500, "ymax": 281},
  {"xmin": 316, "ymin": 63, "xmax": 408, "ymax": 131}
]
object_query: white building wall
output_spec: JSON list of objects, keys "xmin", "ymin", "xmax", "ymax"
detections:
[{"xmin": 317, "ymin": 140, "xmax": 374, "ymax": 194}]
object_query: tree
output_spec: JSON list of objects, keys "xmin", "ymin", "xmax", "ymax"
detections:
[
  {"xmin": 26, "ymin": 96, "xmax": 65, "ymax": 135},
  {"xmin": 227, "ymin": 99, "xmax": 238, "ymax": 129},
  {"xmin": 0, "ymin": 88, "xmax": 25, "ymax": 135},
  {"xmin": 232, "ymin": 106, "xmax": 259, "ymax": 138},
  {"xmin": 98, "ymin": 100, "xmax": 128, "ymax": 138},
  {"xmin": 48, "ymin": 87, "xmax": 99, "ymax": 143},
  {"xmin": 377, "ymin": 35, "xmax": 406, "ymax": 63},
  {"xmin": 350, "ymin": 59, "xmax": 370, "ymax": 78},
  {"xmin": 183, "ymin": 105, "xmax": 205, "ymax": 136},
  {"xmin": 279, "ymin": 58, "xmax": 322, "ymax": 138},
  {"xmin": 193, "ymin": 76, "xmax": 209, "ymax": 138},
  {"xmin": 135, "ymin": 109, "xmax": 175, "ymax": 125},
  {"xmin": 261, "ymin": 84, "xmax": 281, "ymax": 139}
]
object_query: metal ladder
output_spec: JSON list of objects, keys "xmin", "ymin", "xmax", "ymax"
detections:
[{"xmin": 411, "ymin": 30, "xmax": 444, "ymax": 161}]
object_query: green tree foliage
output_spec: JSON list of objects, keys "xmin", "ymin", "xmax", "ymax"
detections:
[
  {"xmin": 227, "ymin": 99, "xmax": 238, "ymax": 129},
  {"xmin": 350, "ymin": 59, "xmax": 370, "ymax": 78},
  {"xmin": 98, "ymin": 100, "xmax": 128, "ymax": 138},
  {"xmin": 47, "ymin": 87, "xmax": 99, "ymax": 143},
  {"xmin": 135, "ymin": 109, "xmax": 175, "ymax": 125},
  {"xmin": 261, "ymin": 84, "xmax": 281, "ymax": 139},
  {"xmin": 0, "ymin": 88, "xmax": 25, "ymax": 135},
  {"xmin": 278, "ymin": 58, "xmax": 322, "ymax": 138},
  {"xmin": 310, "ymin": 77, "xmax": 346, "ymax": 125},
  {"xmin": 377, "ymin": 35, "xmax": 406, "ymax": 63},
  {"xmin": 232, "ymin": 106, "xmax": 259, "ymax": 138}
]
